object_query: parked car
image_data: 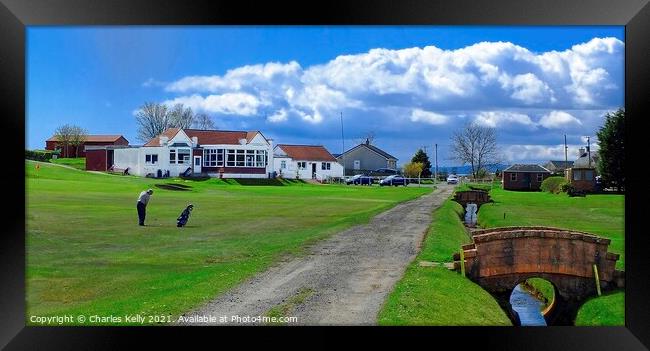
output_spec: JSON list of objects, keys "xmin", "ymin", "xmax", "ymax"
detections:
[
  {"xmin": 380, "ymin": 175, "xmax": 409, "ymax": 187},
  {"xmin": 447, "ymin": 174, "xmax": 459, "ymax": 184},
  {"xmin": 369, "ymin": 168, "xmax": 401, "ymax": 176},
  {"xmin": 346, "ymin": 174, "xmax": 374, "ymax": 185}
]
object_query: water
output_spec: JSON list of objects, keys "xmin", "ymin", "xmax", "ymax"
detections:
[{"xmin": 510, "ymin": 284, "xmax": 547, "ymax": 326}]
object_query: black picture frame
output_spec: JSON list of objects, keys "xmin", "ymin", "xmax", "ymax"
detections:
[{"xmin": 2, "ymin": 0, "xmax": 649, "ymax": 349}]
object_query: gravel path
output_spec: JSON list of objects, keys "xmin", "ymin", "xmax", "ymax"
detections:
[{"xmin": 179, "ymin": 184, "xmax": 455, "ymax": 326}]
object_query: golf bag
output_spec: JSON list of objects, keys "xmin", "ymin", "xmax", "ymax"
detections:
[{"xmin": 177, "ymin": 204, "xmax": 194, "ymax": 227}]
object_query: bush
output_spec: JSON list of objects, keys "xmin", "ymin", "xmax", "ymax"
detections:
[
  {"xmin": 561, "ymin": 183, "xmax": 575, "ymax": 194},
  {"xmin": 25, "ymin": 149, "xmax": 56, "ymax": 162},
  {"xmin": 540, "ymin": 176, "xmax": 568, "ymax": 194}
]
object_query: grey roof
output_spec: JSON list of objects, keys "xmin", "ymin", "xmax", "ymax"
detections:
[
  {"xmin": 574, "ymin": 153, "xmax": 599, "ymax": 168},
  {"xmin": 337, "ymin": 143, "xmax": 397, "ymax": 161},
  {"xmin": 503, "ymin": 164, "xmax": 551, "ymax": 173},
  {"xmin": 546, "ymin": 160, "xmax": 574, "ymax": 169}
]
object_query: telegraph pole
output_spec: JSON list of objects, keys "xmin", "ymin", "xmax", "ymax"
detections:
[
  {"xmin": 435, "ymin": 143, "xmax": 438, "ymax": 184},
  {"xmin": 564, "ymin": 134, "xmax": 569, "ymax": 168},
  {"xmin": 340, "ymin": 112, "xmax": 345, "ymax": 180},
  {"xmin": 587, "ymin": 136, "xmax": 591, "ymax": 168}
]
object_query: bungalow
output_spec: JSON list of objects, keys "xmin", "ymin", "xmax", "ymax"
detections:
[
  {"xmin": 335, "ymin": 139, "xmax": 398, "ymax": 176},
  {"xmin": 112, "ymin": 128, "xmax": 274, "ymax": 178},
  {"xmin": 273, "ymin": 144, "xmax": 343, "ymax": 180},
  {"xmin": 502, "ymin": 164, "xmax": 552, "ymax": 191},
  {"xmin": 45, "ymin": 135, "xmax": 129, "ymax": 158}
]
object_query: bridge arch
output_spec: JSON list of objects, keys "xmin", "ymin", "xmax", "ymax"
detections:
[{"xmin": 456, "ymin": 226, "xmax": 624, "ymax": 325}]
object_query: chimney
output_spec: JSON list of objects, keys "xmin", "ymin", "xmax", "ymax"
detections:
[
  {"xmin": 365, "ymin": 138, "xmax": 369, "ymax": 145},
  {"xmin": 160, "ymin": 136, "xmax": 169, "ymax": 146},
  {"xmin": 191, "ymin": 136, "xmax": 198, "ymax": 147}
]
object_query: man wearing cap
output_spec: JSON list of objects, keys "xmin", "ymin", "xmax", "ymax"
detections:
[{"xmin": 137, "ymin": 189, "xmax": 154, "ymax": 226}]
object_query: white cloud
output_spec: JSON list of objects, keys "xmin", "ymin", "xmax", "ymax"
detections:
[
  {"xmin": 474, "ymin": 111, "xmax": 536, "ymax": 129},
  {"xmin": 163, "ymin": 93, "xmax": 262, "ymax": 116},
  {"xmin": 538, "ymin": 110, "xmax": 583, "ymax": 129},
  {"xmin": 267, "ymin": 109, "xmax": 288, "ymax": 123},
  {"xmin": 158, "ymin": 37, "xmax": 622, "ymax": 127},
  {"xmin": 503, "ymin": 143, "xmax": 600, "ymax": 162},
  {"xmin": 410, "ymin": 109, "xmax": 448, "ymax": 125}
]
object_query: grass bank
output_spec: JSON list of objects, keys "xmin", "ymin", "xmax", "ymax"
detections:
[
  {"xmin": 378, "ymin": 199, "xmax": 511, "ymax": 325},
  {"xmin": 26, "ymin": 160, "xmax": 431, "ymax": 325},
  {"xmin": 575, "ymin": 291, "xmax": 624, "ymax": 326}
]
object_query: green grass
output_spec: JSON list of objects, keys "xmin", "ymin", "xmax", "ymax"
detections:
[
  {"xmin": 378, "ymin": 198, "xmax": 511, "ymax": 326},
  {"xmin": 477, "ymin": 186, "xmax": 624, "ymax": 326},
  {"xmin": 419, "ymin": 200, "xmax": 471, "ymax": 263},
  {"xmin": 575, "ymin": 291, "xmax": 625, "ymax": 326},
  {"xmin": 26, "ymin": 160, "xmax": 431, "ymax": 325},
  {"xmin": 51, "ymin": 157, "xmax": 86, "ymax": 170}
]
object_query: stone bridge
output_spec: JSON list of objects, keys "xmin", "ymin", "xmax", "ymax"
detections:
[
  {"xmin": 453, "ymin": 190, "xmax": 492, "ymax": 210},
  {"xmin": 455, "ymin": 226, "xmax": 624, "ymax": 325}
]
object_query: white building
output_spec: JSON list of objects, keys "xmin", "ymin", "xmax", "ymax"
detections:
[
  {"xmin": 273, "ymin": 144, "xmax": 343, "ymax": 180},
  {"xmin": 113, "ymin": 128, "xmax": 274, "ymax": 178}
]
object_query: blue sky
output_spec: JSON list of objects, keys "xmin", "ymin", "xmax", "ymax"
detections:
[{"xmin": 27, "ymin": 26, "xmax": 624, "ymax": 166}]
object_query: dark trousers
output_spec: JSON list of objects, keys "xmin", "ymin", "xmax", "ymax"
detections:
[{"xmin": 137, "ymin": 201, "xmax": 146, "ymax": 225}]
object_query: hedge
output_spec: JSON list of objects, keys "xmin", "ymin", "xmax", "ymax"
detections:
[{"xmin": 25, "ymin": 149, "xmax": 58, "ymax": 162}]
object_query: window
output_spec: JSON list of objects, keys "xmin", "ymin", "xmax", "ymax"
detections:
[
  {"xmin": 236, "ymin": 149, "xmax": 245, "ymax": 167},
  {"xmin": 585, "ymin": 170, "xmax": 594, "ymax": 181},
  {"xmin": 217, "ymin": 149, "xmax": 224, "ymax": 166},
  {"xmin": 177, "ymin": 148, "xmax": 191, "ymax": 164},
  {"xmin": 245, "ymin": 150, "xmax": 255, "ymax": 167},
  {"xmin": 573, "ymin": 171, "xmax": 582, "ymax": 181},
  {"xmin": 281, "ymin": 160, "xmax": 287, "ymax": 169},
  {"xmin": 321, "ymin": 162, "xmax": 331, "ymax": 170},
  {"xmin": 537, "ymin": 173, "xmax": 543, "ymax": 182},
  {"xmin": 203, "ymin": 149, "xmax": 223, "ymax": 167},
  {"xmin": 255, "ymin": 150, "xmax": 266, "ymax": 168},
  {"xmin": 170, "ymin": 149, "xmax": 176, "ymax": 164},
  {"xmin": 510, "ymin": 173, "xmax": 517, "ymax": 181},
  {"xmin": 145, "ymin": 154, "xmax": 158, "ymax": 164},
  {"xmin": 226, "ymin": 149, "xmax": 236, "ymax": 167},
  {"xmin": 297, "ymin": 162, "xmax": 306, "ymax": 169}
]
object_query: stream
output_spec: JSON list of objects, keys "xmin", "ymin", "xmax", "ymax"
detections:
[{"xmin": 509, "ymin": 284, "xmax": 547, "ymax": 326}]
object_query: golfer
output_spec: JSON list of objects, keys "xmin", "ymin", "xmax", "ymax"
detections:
[{"xmin": 137, "ymin": 189, "xmax": 154, "ymax": 226}]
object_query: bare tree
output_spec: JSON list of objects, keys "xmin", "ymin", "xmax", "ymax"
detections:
[
  {"xmin": 450, "ymin": 123, "xmax": 500, "ymax": 179},
  {"xmin": 53, "ymin": 124, "xmax": 76, "ymax": 158},
  {"xmin": 192, "ymin": 113, "xmax": 217, "ymax": 130},
  {"xmin": 169, "ymin": 103, "xmax": 195, "ymax": 129},
  {"xmin": 69, "ymin": 126, "xmax": 88, "ymax": 158},
  {"xmin": 135, "ymin": 102, "xmax": 170, "ymax": 142}
]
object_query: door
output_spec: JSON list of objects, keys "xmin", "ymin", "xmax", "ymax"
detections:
[
  {"xmin": 193, "ymin": 156, "xmax": 202, "ymax": 174},
  {"xmin": 107, "ymin": 150, "xmax": 114, "ymax": 171},
  {"xmin": 311, "ymin": 163, "xmax": 317, "ymax": 179},
  {"xmin": 524, "ymin": 173, "xmax": 531, "ymax": 189}
]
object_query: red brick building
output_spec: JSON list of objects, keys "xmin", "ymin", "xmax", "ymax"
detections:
[
  {"xmin": 502, "ymin": 164, "xmax": 552, "ymax": 191},
  {"xmin": 45, "ymin": 135, "xmax": 129, "ymax": 158}
]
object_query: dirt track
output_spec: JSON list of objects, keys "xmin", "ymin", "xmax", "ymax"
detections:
[{"xmin": 179, "ymin": 184, "xmax": 454, "ymax": 325}]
